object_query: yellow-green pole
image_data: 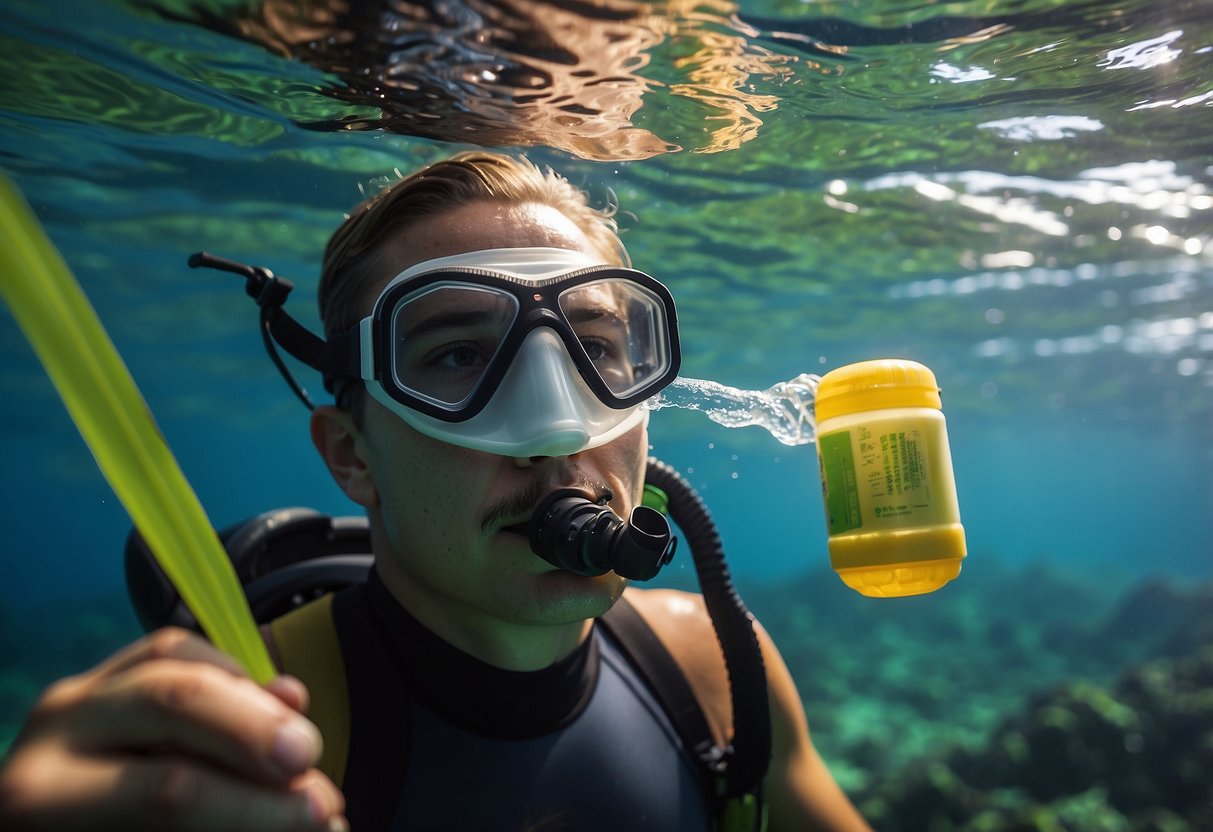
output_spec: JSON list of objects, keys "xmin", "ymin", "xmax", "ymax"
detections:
[{"xmin": 0, "ymin": 171, "xmax": 275, "ymax": 684}]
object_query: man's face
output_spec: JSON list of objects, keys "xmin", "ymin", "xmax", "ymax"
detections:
[{"xmin": 352, "ymin": 200, "xmax": 647, "ymax": 629}]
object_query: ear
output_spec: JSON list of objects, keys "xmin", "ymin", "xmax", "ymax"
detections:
[{"xmin": 310, "ymin": 405, "xmax": 380, "ymax": 508}]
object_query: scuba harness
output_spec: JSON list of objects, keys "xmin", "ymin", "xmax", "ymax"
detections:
[{"xmin": 124, "ymin": 252, "xmax": 773, "ymax": 830}]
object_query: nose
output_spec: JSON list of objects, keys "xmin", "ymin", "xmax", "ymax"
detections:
[{"xmin": 491, "ymin": 329, "xmax": 596, "ymax": 456}]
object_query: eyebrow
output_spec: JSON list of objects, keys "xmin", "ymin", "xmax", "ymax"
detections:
[
  {"xmin": 402, "ymin": 306, "xmax": 516, "ymax": 340},
  {"xmin": 564, "ymin": 304, "xmax": 627, "ymax": 328}
]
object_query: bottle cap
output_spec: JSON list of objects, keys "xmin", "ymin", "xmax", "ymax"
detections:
[{"xmin": 816, "ymin": 359, "xmax": 942, "ymax": 421}]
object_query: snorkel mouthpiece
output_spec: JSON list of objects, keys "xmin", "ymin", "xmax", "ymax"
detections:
[{"xmin": 528, "ymin": 489, "xmax": 676, "ymax": 581}]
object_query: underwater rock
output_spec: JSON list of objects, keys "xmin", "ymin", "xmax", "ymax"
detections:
[
  {"xmin": 1088, "ymin": 578, "xmax": 1213, "ymax": 662},
  {"xmin": 1014, "ymin": 683, "xmax": 1140, "ymax": 801},
  {"xmin": 751, "ymin": 559, "xmax": 1136, "ymax": 778},
  {"xmin": 859, "ymin": 641, "xmax": 1213, "ymax": 831},
  {"xmin": 880, "ymin": 762, "xmax": 981, "ymax": 830}
]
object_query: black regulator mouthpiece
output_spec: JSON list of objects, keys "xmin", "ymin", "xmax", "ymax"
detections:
[{"xmin": 528, "ymin": 489, "xmax": 677, "ymax": 581}]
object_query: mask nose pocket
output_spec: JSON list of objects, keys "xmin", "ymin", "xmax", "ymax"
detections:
[{"xmin": 490, "ymin": 329, "xmax": 595, "ymax": 455}]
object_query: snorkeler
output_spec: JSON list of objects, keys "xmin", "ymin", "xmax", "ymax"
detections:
[{"xmin": 0, "ymin": 152, "xmax": 871, "ymax": 831}]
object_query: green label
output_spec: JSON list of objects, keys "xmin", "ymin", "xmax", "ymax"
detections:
[{"xmin": 819, "ymin": 431, "xmax": 862, "ymax": 534}]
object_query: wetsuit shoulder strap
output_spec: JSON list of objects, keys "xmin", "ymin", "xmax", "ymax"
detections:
[
  {"xmin": 599, "ymin": 596, "xmax": 726, "ymax": 802},
  {"xmin": 269, "ymin": 593, "xmax": 351, "ymax": 788},
  {"xmin": 601, "ymin": 595, "xmax": 768, "ymax": 832}
]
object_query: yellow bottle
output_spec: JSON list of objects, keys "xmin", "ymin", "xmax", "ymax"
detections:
[{"xmin": 815, "ymin": 359, "xmax": 966, "ymax": 597}]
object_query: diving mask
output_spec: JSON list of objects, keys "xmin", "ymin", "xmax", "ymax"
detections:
[
  {"xmin": 190, "ymin": 247, "xmax": 681, "ymax": 458},
  {"xmin": 337, "ymin": 248, "xmax": 680, "ymax": 456}
]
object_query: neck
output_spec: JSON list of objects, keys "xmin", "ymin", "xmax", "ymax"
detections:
[{"xmin": 374, "ymin": 556, "xmax": 594, "ymax": 672}]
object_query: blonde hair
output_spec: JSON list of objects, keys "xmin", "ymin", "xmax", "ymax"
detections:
[{"xmin": 318, "ymin": 151, "xmax": 628, "ymax": 340}]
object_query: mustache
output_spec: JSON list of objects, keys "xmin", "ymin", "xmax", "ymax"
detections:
[{"xmin": 480, "ymin": 471, "xmax": 613, "ymax": 533}]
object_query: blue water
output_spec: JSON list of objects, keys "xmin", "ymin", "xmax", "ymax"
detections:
[
  {"xmin": 3, "ymin": 2, "xmax": 1213, "ymax": 825},
  {"xmin": 2, "ymin": 0, "xmax": 1211, "ymax": 607}
]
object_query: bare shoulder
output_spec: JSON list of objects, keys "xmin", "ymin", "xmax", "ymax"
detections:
[
  {"xmin": 619, "ymin": 587, "xmax": 783, "ymax": 683},
  {"xmin": 622, "ymin": 586, "xmax": 709, "ymax": 627},
  {"xmin": 619, "ymin": 587, "xmax": 732, "ymax": 747},
  {"xmin": 619, "ymin": 587, "xmax": 716, "ymax": 650}
]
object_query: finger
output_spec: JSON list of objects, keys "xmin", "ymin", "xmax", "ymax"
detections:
[
  {"xmin": 105, "ymin": 630, "xmax": 305, "ymax": 714},
  {"xmin": 292, "ymin": 768, "xmax": 347, "ymax": 827},
  {"xmin": 2, "ymin": 743, "xmax": 345, "ymax": 832},
  {"xmin": 64, "ymin": 660, "xmax": 322, "ymax": 785},
  {"xmin": 88, "ymin": 629, "xmax": 307, "ymax": 719},
  {"xmin": 265, "ymin": 674, "xmax": 310, "ymax": 714},
  {"xmin": 93, "ymin": 627, "xmax": 248, "ymax": 680}
]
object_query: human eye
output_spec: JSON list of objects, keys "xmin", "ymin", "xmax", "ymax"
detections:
[
  {"xmin": 580, "ymin": 333, "xmax": 634, "ymax": 383},
  {"xmin": 396, "ymin": 332, "xmax": 497, "ymax": 404},
  {"xmin": 580, "ymin": 336, "xmax": 613, "ymax": 363},
  {"xmin": 426, "ymin": 340, "xmax": 490, "ymax": 370}
]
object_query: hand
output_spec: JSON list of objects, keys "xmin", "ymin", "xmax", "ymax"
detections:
[{"xmin": 0, "ymin": 627, "xmax": 347, "ymax": 831}]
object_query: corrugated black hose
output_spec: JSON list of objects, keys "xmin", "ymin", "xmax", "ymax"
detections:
[{"xmin": 644, "ymin": 456, "xmax": 772, "ymax": 803}]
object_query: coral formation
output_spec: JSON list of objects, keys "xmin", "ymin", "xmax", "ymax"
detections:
[
  {"xmin": 858, "ymin": 644, "xmax": 1213, "ymax": 831},
  {"xmin": 749, "ymin": 565, "xmax": 1213, "ymax": 831}
]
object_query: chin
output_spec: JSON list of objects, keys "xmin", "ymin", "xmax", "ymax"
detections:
[{"xmin": 515, "ymin": 570, "xmax": 626, "ymax": 624}]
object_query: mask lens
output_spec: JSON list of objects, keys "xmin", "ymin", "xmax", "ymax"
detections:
[
  {"xmin": 558, "ymin": 279, "xmax": 672, "ymax": 398},
  {"xmin": 390, "ymin": 283, "xmax": 519, "ymax": 407}
]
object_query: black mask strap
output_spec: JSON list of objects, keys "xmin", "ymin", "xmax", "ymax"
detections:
[{"xmin": 189, "ymin": 251, "xmax": 341, "ymax": 411}]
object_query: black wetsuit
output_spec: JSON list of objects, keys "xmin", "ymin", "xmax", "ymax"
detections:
[{"xmin": 330, "ymin": 571, "xmax": 713, "ymax": 831}]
